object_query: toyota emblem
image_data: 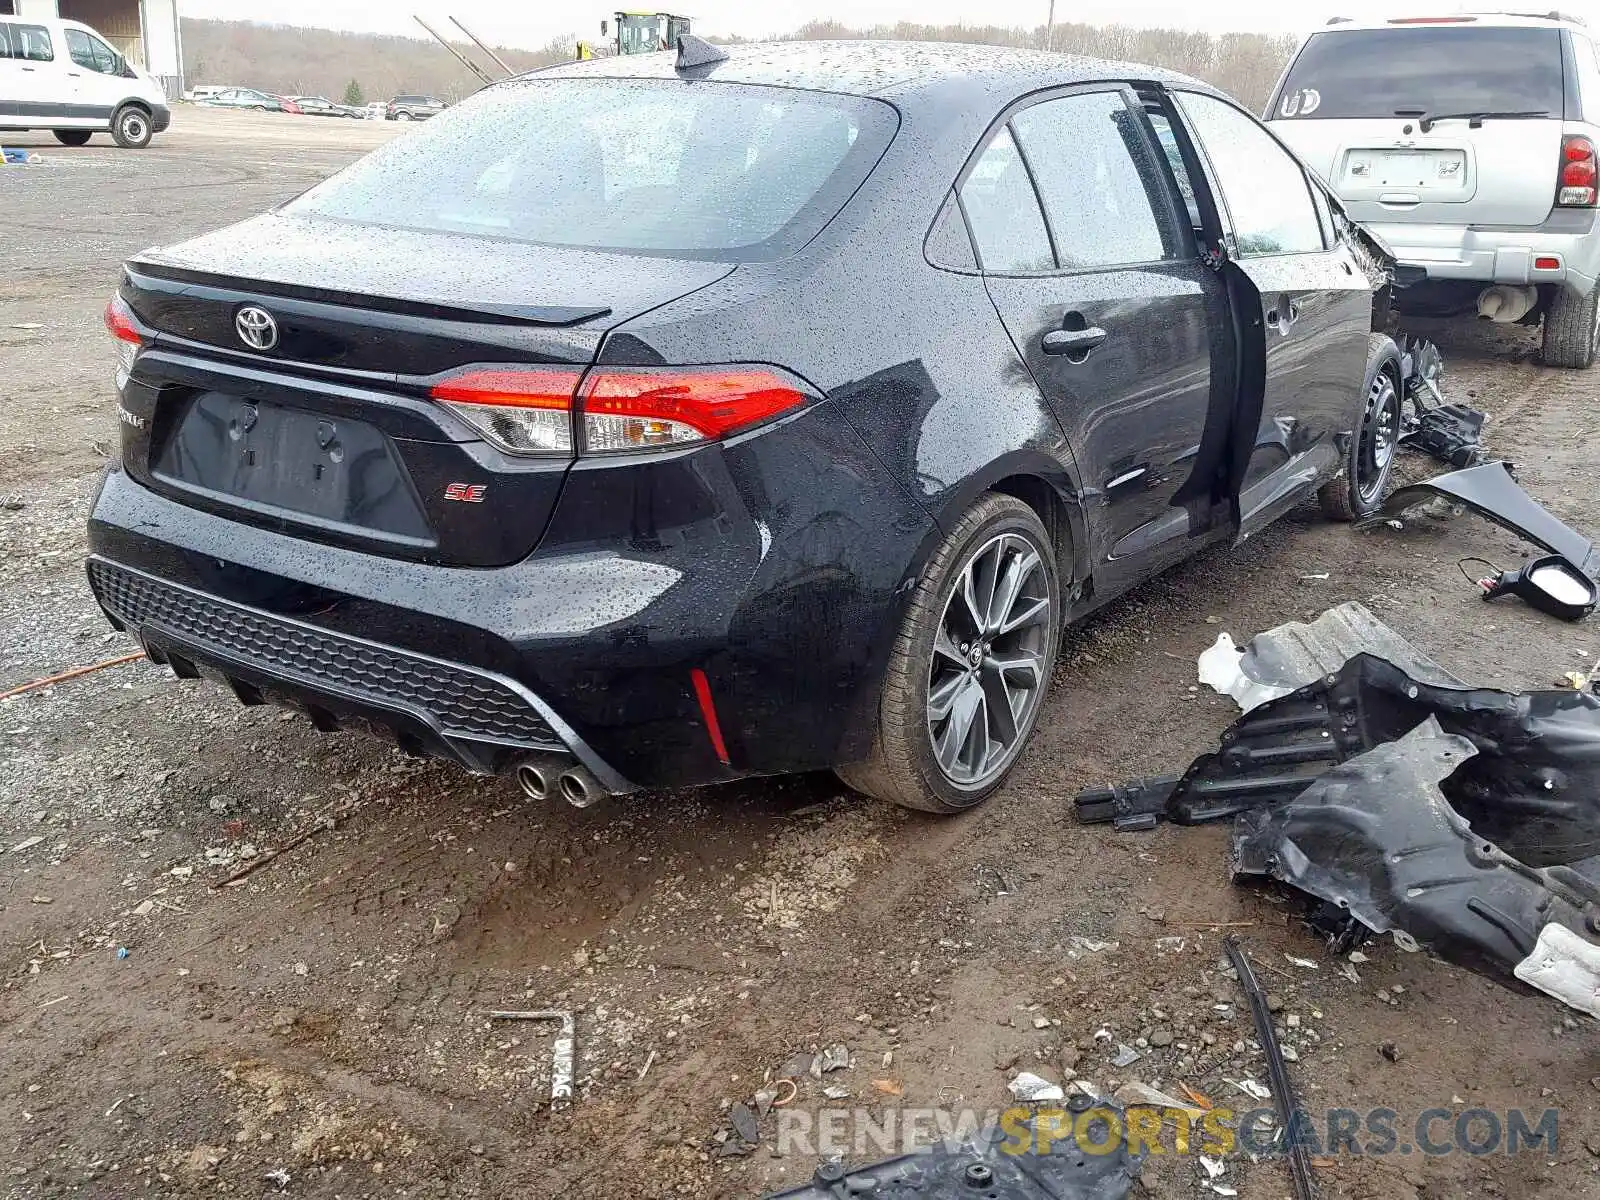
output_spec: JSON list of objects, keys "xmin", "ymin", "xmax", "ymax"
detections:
[{"xmin": 235, "ymin": 305, "xmax": 279, "ymax": 351}]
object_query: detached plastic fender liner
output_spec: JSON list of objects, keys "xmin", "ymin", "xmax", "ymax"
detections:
[
  {"xmin": 1230, "ymin": 719, "xmax": 1600, "ymax": 1014},
  {"xmin": 1083, "ymin": 652, "xmax": 1600, "ymax": 869}
]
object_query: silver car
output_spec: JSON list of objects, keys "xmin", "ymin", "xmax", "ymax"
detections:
[{"xmin": 1268, "ymin": 13, "xmax": 1600, "ymax": 367}]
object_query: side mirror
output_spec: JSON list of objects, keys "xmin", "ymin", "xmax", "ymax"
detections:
[{"xmin": 1484, "ymin": 554, "xmax": 1598, "ymax": 622}]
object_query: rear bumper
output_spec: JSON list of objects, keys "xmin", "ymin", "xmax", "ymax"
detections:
[
  {"xmin": 87, "ymin": 556, "xmax": 634, "ymax": 788},
  {"xmin": 1370, "ymin": 214, "xmax": 1600, "ymax": 295},
  {"xmin": 85, "ymin": 402, "xmax": 933, "ymax": 789}
]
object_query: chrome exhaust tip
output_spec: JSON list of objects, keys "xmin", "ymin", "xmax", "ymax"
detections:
[
  {"xmin": 558, "ymin": 766, "xmax": 604, "ymax": 808},
  {"xmin": 515, "ymin": 761, "xmax": 552, "ymax": 801}
]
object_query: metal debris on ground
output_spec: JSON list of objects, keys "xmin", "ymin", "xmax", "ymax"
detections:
[
  {"xmin": 1110, "ymin": 1043, "xmax": 1142, "ymax": 1068},
  {"xmin": 764, "ymin": 1096, "xmax": 1143, "ymax": 1199},
  {"xmin": 1196, "ymin": 601, "xmax": 1462, "ymax": 715},
  {"xmin": 1113, "ymin": 1081, "xmax": 1206, "ymax": 1120},
  {"xmin": 487, "ymin": 1009, "xmax": 575, "ymax": 1106},
  {"xmin": 1224, "ymin": 936, "xmax": 1316, "ymax": 1200},
  {"xmin": 1007, "ymin": 1071, "xmax": 1065, "ymax": 1103},
  {"xmin": 817, "ymin": 1044, "xmax": 850, "ymax": 1074}
]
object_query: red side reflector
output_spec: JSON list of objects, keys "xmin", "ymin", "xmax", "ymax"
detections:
[
  {"xmin": 580, "ymin": 368, "xmax": 809, "ymax": 440},
  {"xmin": 690, "ymin": 668, "xmax": 731, "ymax": 765},
  {"xmin": 103, "ymin": 295, "xmax": 141, "ymax": 344},
  {"xmin": 1535, "ymin": 256, "xmax": 1561, "ymax": 271},
  {"xmin": 429, "ymin": 368, "xmax": 581, "ymax": 410}
]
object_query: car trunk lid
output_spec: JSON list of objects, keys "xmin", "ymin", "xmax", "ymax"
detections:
[{"xmin": 118, "ymin": 214, "xmax": 733, "ymax": 567}]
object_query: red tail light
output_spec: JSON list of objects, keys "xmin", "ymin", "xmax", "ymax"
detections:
[
  {"xmin": 429, "ymin": 368, "xmax": 582, "ymax": 454},
  {"xmin": 104, "ymin": 295, "xmax": 141, "ymax": 345},
  {"xmin": 104, "ymin": 294, "xmax": 142, "ymax": 381},
  {"xmin": 427, "ymin": 364, "xmax": 812, "ymax": 457},
  {"xmin": 579, "ymin": 367, "xmax": 810, "ymax": 454},
  {"xmin": 1558, "ymin": 136, "xmax": 1597, "ymax": 207}
]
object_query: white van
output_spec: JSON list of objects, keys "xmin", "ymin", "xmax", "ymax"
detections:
[{"xmin": 0, "ymin": 15, "xmax": 171, "ymax": 148}]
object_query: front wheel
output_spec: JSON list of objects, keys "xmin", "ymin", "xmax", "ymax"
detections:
[
  {"xmin": 1320, "ymin": 333, "xmax": 1403, "ymax": 522},
  {"xmin": 838, "ymin": 493, "xmax": 1060, "ymax": 813},
  {"xmin": 53, "ymin": 130, "xmax": 93, "ymax": 147},
  {"xmin": 110, "ymin": 105, "xmax": 152, "ymax": 149},
  {"xmin": 1542, "ymin": 285, "xmax": 1599, "ymax": 369}
]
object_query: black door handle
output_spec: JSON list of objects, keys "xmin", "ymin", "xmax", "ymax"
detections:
[{"xmin": 1042, "ymin": 326, "xmax": 1108, "ymax": 357}]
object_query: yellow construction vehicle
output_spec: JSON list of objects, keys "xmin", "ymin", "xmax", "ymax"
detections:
[{"xmin": 578, "ymin": 12, "xmax": 692, "ymax": 59}]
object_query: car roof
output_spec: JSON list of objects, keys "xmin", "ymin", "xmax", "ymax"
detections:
[
  {"xmin": 524, "ymin": 39, "xmax": 1211, "ymax": 104},
  {"xmin": 1313, "ymin": 12, "xmax": 1587, "ymax": 34}
]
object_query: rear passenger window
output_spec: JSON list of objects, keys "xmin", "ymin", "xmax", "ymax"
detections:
[
  {"xmin": 0, "ymin": 23, "xmax": 54, "ymax": 61},
  {"xmin": 1011, "ymin": 92, "xmax": 1178, "ymax": 268},
  {"xmin": 958, "ymin": 127, "xmax": 1054, "ymax": 273},
  {"xmin": 1176, "ymin": 92, "xmax": 1324, "ymax": 257}
]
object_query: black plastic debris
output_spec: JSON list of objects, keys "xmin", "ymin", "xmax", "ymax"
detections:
[
  {"xmin": 1080, "ymin": 653, "xmax": 1600, "ymax": 869},
  {"xmin": 1395, "ymin": 336, "xmax": 1486, "ymax": 468},
  {"xmin": 1231, "ymin": 721, "xmax": 1600, "ymax": 1017},
  {"xmin": 764, "ymin": 1105, "xmax": 1142, "ymax": 1200},
  {"xmin": 1400, "ymin": 404, "xmax": 1486, "ymax": 468}
]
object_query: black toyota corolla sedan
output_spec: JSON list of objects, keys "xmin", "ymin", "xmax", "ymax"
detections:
[{"xmin": 88, "ymin": 40, "xmax": 1405, "ymax": 813}]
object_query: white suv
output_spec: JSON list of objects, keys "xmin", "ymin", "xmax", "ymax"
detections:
[{"xmin": 1268, "ymin": 14, "xmax": 1600, "ymax": 367}]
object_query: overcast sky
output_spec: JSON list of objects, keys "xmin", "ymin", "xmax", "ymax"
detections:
[{"xmin": 178, "ymin": 0, "xmax": 1600, "ymax": 49}]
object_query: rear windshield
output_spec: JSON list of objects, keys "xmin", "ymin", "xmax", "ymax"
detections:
[
  {"xmin": 291, "ymin": 78, "xmax": 897, "ymax": 261},
  {"xmin": 1274, "ymin": 26, "xmax": 1564, "ymax": 121}
]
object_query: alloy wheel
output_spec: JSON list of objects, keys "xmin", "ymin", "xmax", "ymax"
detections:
[
  {"xmin": 1356, "ymin": 371, "xmax": 1400, "ymax": 505},
  {"xmin": 926, "ymin": 532, "xmax": 1052, "ymax": 788}
]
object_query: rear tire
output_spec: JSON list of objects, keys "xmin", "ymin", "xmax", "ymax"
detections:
[
  {"xmin": 1542, "ymin": 285, "xmax": 1600, "ymax": 369},
  {"xmin": 109, "ymin": 105, "xmax": 152, "ymax": 149},
  {"xmin": 837, "ymin": 493, "xmax": 1060, "ymax": 814},
  {"xmin": 396, "ymin": 111, "xmax": 414, "ymax": 121},
  {"xmin": 53, "ymin": 130, "xmax": 92, "ymax": 146},
  {"xmin": 1320, "ymin": 333, "xmax": 1403, "ymax": 522}
]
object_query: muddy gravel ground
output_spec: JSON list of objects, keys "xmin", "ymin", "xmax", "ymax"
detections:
[{"xmin": 3, "ymin": 111, "xmax": 1599, "ymax": 1200}]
